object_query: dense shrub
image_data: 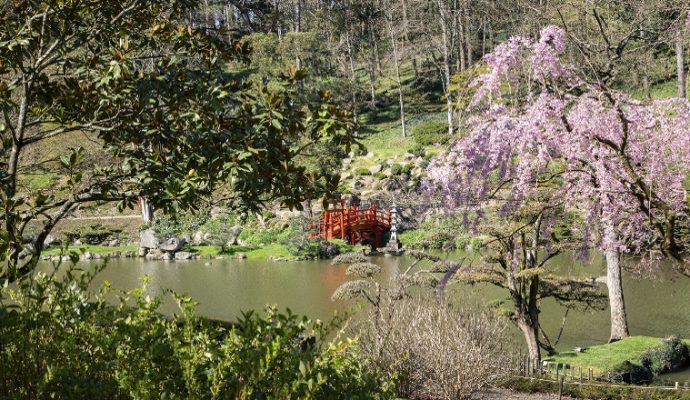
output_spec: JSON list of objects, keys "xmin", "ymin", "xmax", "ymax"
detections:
[
  {"xmin": 356, "ymin": 297, "xmax": 511, "ymax": 400},
  {"xmin": 604, "ymin": 361, "xmax": 653, "ymax": 384},
  {"xmin": 640, "ymin": 336, "xmax": 690, "ymax": 375},
  {"xmin": 62, "ymin": 223, "xmax": 122, "ymax": 244},
  {"xmin": 410, "ymin": 143, "xmax": 426, "ymax": 158},
  {"xmin": 0, "ymin": 263, "xmax": 395, "ymax": 400},
  {"xmin": 355, "ymin": 167, "xmax": 372, "ymax": 176},
  {"xmin": 413, "ymin": 119, "xmax": 449, "ymax": 146},
  {"xmin": 398, "ymin": 214, "xmax": 481, "ymax": 251}
]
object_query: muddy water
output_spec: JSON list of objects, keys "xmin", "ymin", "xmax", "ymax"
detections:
[{"xmin": 40, "ymin": 252, "xmax": 690, "ymax": 378}]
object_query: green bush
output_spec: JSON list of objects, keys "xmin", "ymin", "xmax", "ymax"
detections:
[
  {"xmin": 413, "ymin": 120, "xmax": 450, "ymax": 146},
  {"xmin": 410, "ymin": 143, "xmax": 426, "ymax": 158},
  {"xmin": 640, "ymin": 336, "xmax": 690, "ymax": 375},
  {"xmin": 0, "ymin": 263, "xmax": 395, "ymax": 399},
  {"xmin": 390, "ymin": 163, "xmax": 403, "ymax": 176},
  {"xmin": 504, "ymin": 377, "xmax": 690, "ymax": 400},
  {"xmin": 355, "ymin": 167, "xmax": 372, "ymax": 176},
  {"xmin": 61, "ymin": 224, "xmax": 122, "ymax": 245}
]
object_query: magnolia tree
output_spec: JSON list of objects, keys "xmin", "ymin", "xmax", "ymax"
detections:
[{"xmin": 428, "ymin": 25, "xmax": 690, "ymax": 357}]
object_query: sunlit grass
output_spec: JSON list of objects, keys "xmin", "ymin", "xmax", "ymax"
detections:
[
  {"xmin": 43, "ymin": 244, "xmax": 139, "ymax": 256},
  {"xmin": 544, "ymin": 336, "xmax": 690, "ymax": 373}
]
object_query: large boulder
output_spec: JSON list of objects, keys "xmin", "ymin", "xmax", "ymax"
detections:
[
  {"xmin": 192, "ymin": 231, "xmax": 205, "ymax": 245},
  {"xmin": 226, "ymin": 225, "xmax": 243, "ymax": 246},
  {"xmin": 159, "ymin": 237, "xmax": 184, "ymax": 252},
  {"xmin": 369, "ymin": 164, "xmax": 383, "ymax": 174},
  {"xmin": 43, "ymin": 234, "xmax": 60, "ymax": 247},
  {"xmin": 139, "ymin": 229, "xmax": 159, "ymax": 249},
  {"xmin": 175, "ymin": 251, "xmax": 194, "ymax": 260}
]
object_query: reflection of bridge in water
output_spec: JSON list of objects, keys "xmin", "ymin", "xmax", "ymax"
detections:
[{"xmin": 309, "ymin": 201, "xmax": 392, "ymax": 248}]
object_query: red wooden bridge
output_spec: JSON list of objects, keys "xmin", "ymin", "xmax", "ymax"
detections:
[{"xmin": 310, "ymin": 201, "xmax": 392, "ymax": 248}]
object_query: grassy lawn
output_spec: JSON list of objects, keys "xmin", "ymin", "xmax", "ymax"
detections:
[
  {"xmin": 188, "ymin": 244, "xmax": 294, "ymax": 260},
  {"xmin": 44, "ymin": 244, "xmax": 139, "ymax": 256},
  {"xmin": 544, "ymin": 336, "xmax": 687, "ymax": 373}
]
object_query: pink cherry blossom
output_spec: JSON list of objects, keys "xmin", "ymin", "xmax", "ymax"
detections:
[{"xmin": 429, "ymin": 26, "xmax": 690, "ymax": 262}]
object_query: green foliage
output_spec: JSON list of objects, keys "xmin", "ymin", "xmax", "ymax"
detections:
[
  {"xmin": 504, "ymin": 377, "xmax": 690, "ymax": 400},
  {"xmin": 61, "ymin": 224, "xmax": 123, "ymax": 245},
  {"xmin": 0, "ymin": 0, "xmax": 358, "ymax": 280},
  {"xmin": 398, "ymin": 214, "xmax": 478, "ymax": 251},
  {"xmin": 355, "ymin": 168, "xmax": 372, "ymax": 176},
  {"xmin": 390, "ymin": 163, "xmax": 403, "ymax": 176},
  {"xmin": 640, "ymin": 336, "xmax": 690, "ymax": 375},
  {"xmin": 0, "ymin": 263, "xmax": 395, "ymax": 399},
  {"xmin": 545, "ymin": 336, "xmax": 689, "ymax": 375},
  {"xmin": 413, "ymin": 119, "xmax": 449, "ymax": 146},
  {"xmin": 410, "ymin": 143, "xmax": 426, "ymax": 158}
]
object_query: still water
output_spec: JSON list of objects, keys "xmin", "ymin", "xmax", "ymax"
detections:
[{"xmin": 45, "ymin": 252, "xmax": 690, "ymax": 370}]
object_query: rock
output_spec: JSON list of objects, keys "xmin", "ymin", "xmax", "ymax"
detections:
[
  {"xmin": 210, "ymin": 206, "xmax": 224, "ymax": 218},
  {"xmin": 138, "ymin": 247, "xmax": 148, "ymax": 257},
  {"xmin": 123, "ymin": 251, "xmax": 135, "ymax": 258},
  {"xmin": 270, "ymin": 257, "xmax": 287, "ymax": 262},
  {"xmin": 319, "ymin": 241, "xmax": 340, "ymax": 259},
  {"xmin": 340, "ymin": 172, "xmax": 353, "ymax": 181},
  {"xmin": 109, "ymin": 251, "xmax": 121, "ymax": 258},
  {"xmin": 175, "ymin": 251, "xmax": 194, "ymax": 260},
  {"xmin": 381, "ymin": 178, "xmax": 401, "ymax": 191},
  {"xmin": 226, "ymin": 225, "xmax": 243, "ymax": 246},
  {"xmin": 107, "ymin": 239, "xmax": 120, "ymax": 247},
  {"xmin": 139, "ymin": 229, "xmax": 159, "ymax": 249},
  {"xmin": 43, "ymin": 234, "xmax": 59, "ymax": 247},
  {"xmin": 353, "ymin": 180, "xmax": 364, "ymax": 190},
  {"xmin": 369, "ymin": 164, "xmax": 383, "ymax": 174},
  {"xmin": 145, "ymin": 248, "xmax": 163, "ymax": 260},
  {"xmin": 159, "ymin": 237, "xmax": 184, "ymax": 252},
  {"xmin": 192, "ymin": 231, "xmax": 205, "ymax": 246},
  {"xmin": 340, "ymin": 193, "xmax": 360, "ymax": 205},
  {"xmin": 403, "ymin": 153, "xmax": 415, "ymax": 161},
  {"xmin": 81, "ymin": 252, "xmax": 93, "ymax": 260},
  {"xmin": 73, "ymin": 239, "xmax": 83, "ymax": 246},
  {"xmin": 162, "ymin": 252, "xmax": 173, "ymax": 260},
  {"xmin": 92, "ymin": 253, "xmax": 103, "ymax": 260},
  {"xmin": 235, "ymin": 253, "xmax": 247, "ymax": 259},
  {"xmin": 365, "ymin": 152, "xmax": 375, "ymax": 158},
  {"xmin": 342, "ymin": 158, "xmax": 352, "ymax": 165},
  {"xmin": 414, "ymin": 156, "xmax": 425, "ymax": 166}
]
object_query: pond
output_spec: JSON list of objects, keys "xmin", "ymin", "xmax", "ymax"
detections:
[{"xmin": 39, "ymin": 252, "xmax": 690, "ymax": 379}]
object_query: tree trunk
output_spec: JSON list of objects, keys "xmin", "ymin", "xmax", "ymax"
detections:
[
  {"xmin": 518, "ymin": 318, "xmax": 541, "ymax": 371},
  {"xmin": 387, "ymin": 13, "xmax": 407, "ymax": 138},
  {"xmin": 367, "ymin": 17, "xmax": 377, "ymax": 108},
  {"xmin": 677, "ymin": 30, "xmax": 686, "ymax": 98},
  {"xmin": 435, "ymin": 0, "xmax": 453, "ymax": 135},
  {"xmin": 140, "ymin": 197, "xmax": 154, "ymax": 224},
  {"xmin": 606, "ymin": 249, "xmax": 629, "ymax": 342}
]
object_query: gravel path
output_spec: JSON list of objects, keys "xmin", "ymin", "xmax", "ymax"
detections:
[{"xmin": 477, "ymin": 388, "xmax": 575, "ymax": 399}]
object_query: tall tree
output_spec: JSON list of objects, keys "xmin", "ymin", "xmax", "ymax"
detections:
[
  {"xmin": 429, "ymin": 25, "xmax": 690, "ymax": 352},
  {"xmin": 0, "ymin": 0, "xmax": 356, "ymax": 281}
]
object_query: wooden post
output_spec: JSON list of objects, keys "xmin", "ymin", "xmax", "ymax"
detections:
[
  {"xmin": 579, "ymin": 367, "xmax": 582, "ymax": 384},
  {"xmin": 340, "ymin": 209, "xmax": 345, "ymax": 240},
  {"xmin": 675, "ymin": 382, "xmax": 680, "ymax": 390},
  {"xmin": 555, "ymin": 363, "xmax": 560, "ymax": 381},
  {"xmin": 588, "ymin": 368, "xmax": 593, "ymax": 382},
  {"xmin": 558, "ymin": 376, "xmax": 565, "ymax": 400},
  {"xmin": 570, "ymin": 365, "xmax": 574, "ymax": 382}
]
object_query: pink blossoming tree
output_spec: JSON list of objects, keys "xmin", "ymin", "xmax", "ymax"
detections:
[{"xmin": 428, "ymin": 25, "xmax": 690, "ymax": 361}]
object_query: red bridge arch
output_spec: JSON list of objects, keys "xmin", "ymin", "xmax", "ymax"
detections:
[{"xmin": 309, "ymin": 201, "xmax": 392, "ymax": 248}]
